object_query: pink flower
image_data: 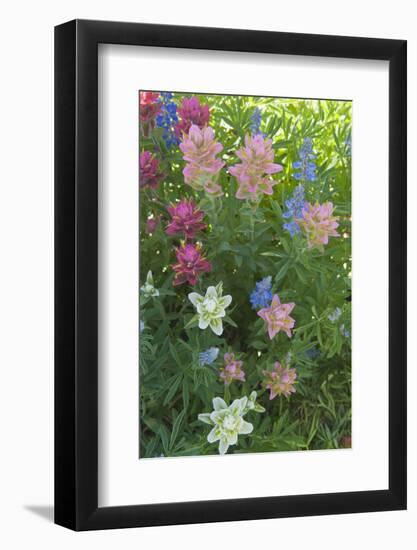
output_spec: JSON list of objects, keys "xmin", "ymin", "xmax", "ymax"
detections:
[
  {"xmin": 257, "ymin": 294, "xmax": 295, "ymax": 339},
  {"xmin": 139, "ymin": 92, "xmax": 161, "ymax": 137},
  {"xmin": 180, "ymin": 125, "xmax": 225, "ymax": 196},
  {"xmin": 145, "ymin": 215, "xmax": 161, "ymax": 234},
  {"xmin": 229, "ymin": 134, "xmax": 283, "ymax": 200},
  {"xmin": 219, "ymin": 353, "xmax": 245, "ymax": 385},
  {"xmin": 166, "ymin": 200, "xmax": 206, "ymax": 239},
  {"xmin": 263, "ymin": 361, "xmax": 297, "ymax": 399},
  {"xmin": 174, "ymin": 96, "xmax": 210, "ymax": 138},
  {"xmin": 139, "ymin": 151, "xmax": 164, "ymax": 189},
  {"xmin": 296, "ymin": 202, "xmax": 340, "ymax": 251},
  {"xmin": 171, "ymin": 243, "xmax": 211, "ymax": 286}
]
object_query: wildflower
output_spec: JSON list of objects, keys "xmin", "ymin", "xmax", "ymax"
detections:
[
  {"xmin": 180, "ymin": 125, "xmax": 225, "ymax": 196},
  {"xmin": 257, "ymin": 294, "xmax": 296, "ymax": 339},
  {"xmin": 340, "ymin": 324, "xmax": 350, "ymax": 338},
  {"xmin": 293, "ymin": 137, "xmax": 316, "ymax": 181},
  {"xmin": 263, "ymin": 361, "xmax": 297, "ymax": 399},
  {"xmin": 139, "ymin": 151, "xmax": 164, "ymax": 189},
  {"xmin": 171, "ymin": 243, "xmax": 211, "ymax": 286},
  {"xmin": 250, "ymin": 107, "xmax": 262, "ymax": 135},
  {"xmin": 220, "ymin": 353, "xmax": 245, "ymax": 385},
  {"xmin": 156, "ymin": 92, "xmax": 180, "ymax": 148},
  {"xmin": 305, "ymin": 346, "xmax": 320, "ymax": 360},
  {"xmin": 140, "ymin": 271, "xmax": 159, "ymax": 298},
  {"xmin": 165, "ymin": 199, "xmax": 206, "ymax": 239},
  {"xmin": 229, "ymin": 134, "xmax": 283, "ymax": 200},
  {"xmin": 297, "ymin": 202, "xmax": 340, "ymax": 251},
  {"xmin": 139, "ymin": 91, "xmax": 161, "ymax": 137},
  {"xmin": 145, "ymin": 214, "xmax": 161, "ymax": 234},
  {"xmin": 345, "ymin": 134, "xmax": 352, "ymax": 156},
  {"xmin": 197, "ymin": 396, "xmax": 254, "ymax": 455},
  {"xmin": 188, "ymin": 282, "xmax": 232, "ymax": 336},
  {"xmin": 174, "ymin": 96, "xmax": 210, "ymax": 139},
  {"xmin": 249, "ymin": 276, "xmax": 273, "ymax": 310},
  {"xmin": 140, "ymin": 320, "xmax": 145, "ymax": 333},
  {"xmin": 199, "ymin": 347, "xmax": 219, "ymax": 366},
  {"xmin": 328, "ymin": 307, "xmax": 342, "ymax": 322},
  {"xmin": 282, "ymin": 184, "xmax": 306, "ymax": 237}
]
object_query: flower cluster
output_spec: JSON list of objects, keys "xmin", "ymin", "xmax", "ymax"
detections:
[
  {"xmin": 293, "ymin": 137, "xmax": 316, "ymax": 181},
  {"xmin": 220, "ymin": 353, "xmax": 245, "ymax": 385},
  {"xmin": 139, "ymin": 92, "xmax": 161, "ymax": 137},
  {"xmin": 165, "ymin": 199, "xmax": 206, "ymax": 239},
  {"xmin": 188, "ymin": 283, "xmax": 232, "ymax": 336},
  {"xmin": 139, "ymin": 151, "xmax": 164, "ymax": 189},
  {"xmin": 171, "ymin": 243, "xmax": 211, "ymax": 286},
  {"xmin": 140, "ymin": 271, "xmax": 159, "ymax": 298},
  {"xmin": 249, "ymin": 276, "xmax": 273, "ymax": 310},
  {"xmin": 199, "ymin": 347, "xmax": 219, "ymax": 366},
  {"xmin": 229, "ymin": 134, "xmax": 283, "ymax": 200},
  {"xmin": 282, "ymin": 184, "xmax": 306, "ymax": 237},
  {"xmin": 175, "ymin": 96, "xmax": 210, "ymax": 139},
  {"xmin": 297, "ymin": 202, "xmax": 340, "ymax": 251},
  {"xmin": 180, "ymin": 125, "xmax": 225, "ymax": 196},
  {"xmin": 156, "ymin": 92, "xmax": 179, "ymax": 148},
  {"xmin": 263, "ymin": 361, "xmax": 297, "ymax": 399},
  {"xmin": 257, "ymin": 294, "xmax": 296, "ymax": 339},
  {"xmin": 250, "ymin": 107, "xmax": 262, "ymax": 135}
]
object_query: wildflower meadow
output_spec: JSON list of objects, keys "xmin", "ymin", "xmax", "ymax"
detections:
[{"xmin": 139, "ymin": 91, "xmax": 352, "ymax": 457}]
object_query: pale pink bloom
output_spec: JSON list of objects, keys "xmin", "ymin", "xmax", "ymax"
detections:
[
  {"xmin": 229, "ymin": 134, "xmax": 283, "ymax": 200},
  {"xmin": 263, "ymin": 361, "xmax": 297, "ymax": 399},
  {"xmin": 219, "ymin": 353, "xmax": 245, "ymax": 385},
  {"xmin": 179, "ymin": 125, "xmax": 225, "ymax": 196},
  {"xmin": 297, "ymin": 202, "xmax": 340, "ymax": 251},
  {"xmin": 257, "ymin": 294, "xmax": 295, "ymax": 339}
]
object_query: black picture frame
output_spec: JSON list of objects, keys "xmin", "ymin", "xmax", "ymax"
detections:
[{"xmin": 55, "ymin": 19, "xmax": 407, "ymax": 531}]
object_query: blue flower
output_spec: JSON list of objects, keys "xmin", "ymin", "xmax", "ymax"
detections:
[
  {"xmin": 293, "ymin": 138, "xmax": 316, "ymax": 181},
  {"xmin": 305, "ymin": 346, "xmax": 320, "ymax": 360},
  {"xmin": 250, "ymin": 107, "xmax": 262, "ymax": 135},
  {"xmin": 140, "ymin": 320, "xmax": 145, "ymax": 333},
  {"xmin": 340, "ymin": 324, "xmax": 350, "ymax": 338},
  {"xmin": 199, "ymin": 347, "xmax": 220, "ymax": 366},
  {"xmin": 282, "ymin": 184, "xmax": 306, "ymax": 237},
  {"xmin": 156, "ymin": 92, "xmax": 179, "ymax": 148},
  {"xmin": 328, "ymin": 307, "xmax": 342, "ymax": 322},
  {"xmin": 249, "ymin": 276, "xmax": 273, "ymax": 310},
  {"xmin": 345, "ymin": 134, "xmax": 352, "ymax": 156}
]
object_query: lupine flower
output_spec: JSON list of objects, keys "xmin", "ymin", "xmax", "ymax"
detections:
[
  {"xmin": 250, "ymin": 107, "xmax": 262, "ymax": 135},
  {"xmin": 174, "ymin": 96, "xmax": 210, "ymax": 139},
  {"xmin": 229, "ymin": 134, "xmax": 283, "ymax": 200},
  {"xmin": 197, "ymin": 396, "xmax": 254, "ymax": 455},
  {"xmin": 328, "ymin": 307, "xmax": 342, "ymax": 322},
  {"xmin": 199, "ymin": 347, "xmax": 219, "ymax": 366},
  {"xmin": 171, "ymin": 243, "xmax": 211, "ymax": 286},
  {"xmin": 165, "ymin": 199, "xmax": 206, "ymax": 239},
  {"xmin": 140, "ymin": 320, "xmax": 145, "ymax": 333},
  {"xmin": 340, "ymin": 324, "xmax": 350, "ymax": 338},
  {"xmin": 293, "ymin": 137, "xmax": 317, "ymax": 181},
  {"xmin": 139, "ymin": 151, "xmax": 164, "ymax": 189},
  {"xmin": 156, "ymin": 92, "xmax": 180, "ymax": 148},
  {"xmin": 282, "ymin": 184, "xmax": 306, "ymax": 237},
  {"xmin": 140, "ymin": 271, "xmax": 159, "ymax": 298},
  {"xmin": 220, "ymin": 353, "xmax": 245, "ymax": 385},
  {"xmin": 188, "ymin": 282, "xmax": 232, "ymax": 336},
  {"xmin": 180, "ymin": 125, "xmax": 225, "ymax": 196},
  {"xmin": 145, "ymin": 214, "xmax": 161, "ymax": 234},
  {"xmin": 257, "ymin": 294, "xmax": 296, "ymax": 339},
  {"xmin": 305, "ymin": 346, "xmax": 320, "ymax": 360},
  {"xmin": 139, "ymin": 92, "xmax": 161, "ymax": 137},
  {"xmin": 249, "ymin": 276, "xmax": 273, "ymax": 309},
  {"xmin": 263, "ymin": 361, "xmax": 297, "ymax": 399},
  {"xmin": 297, "ymin": 202, "xmax": 340, "ymax": 251}
]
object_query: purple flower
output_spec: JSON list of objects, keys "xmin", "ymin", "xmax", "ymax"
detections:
[
  {"xmin": 220, "ymin": 353, "xmax": 245, "ymax": 385},
  {"xmin": 165, "ymin": 200, "xmax": 206, "ymax": 239},
  {"xmin": 171, "ymin": 243, "xmax": 211, "ymax": 286}
]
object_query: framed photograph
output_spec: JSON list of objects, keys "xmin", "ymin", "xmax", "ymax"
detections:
[{"xmin": 55, "ymin": 19, "xmax": 406, "ymax": 530}]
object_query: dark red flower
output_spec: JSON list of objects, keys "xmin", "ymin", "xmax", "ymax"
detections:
[
  {"xmin": 139, "ymin": 92, "xmax": 161, "ymax": 137},
  {"xmin": 174, "ymin": 96, "xmax": 210, "ymax": 138},
  {"xmin": 171, "ymin": 243, "xmax": 211, "ymax": 286},
  {"xmin": 139, "ymin": 151, "xmax": 164, "ymax": 189},
  {"xmin": 166, "ymin": 200, "xmax": 206, "ymax": 239}
]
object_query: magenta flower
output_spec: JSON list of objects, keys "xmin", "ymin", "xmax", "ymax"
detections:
[
  {"xmin": 166, "ymin": 200, "xmax": 206, "ymax": 239},
  {"xmin": 145, "ymin": 215, "xmax": 161, "ymax": 234},
  {"xmin": 180, "ymin": 125, "xmax": 225, "ymax": 196},
  {"xmin": 171, "ymin": 243, "xmax": 211, "ymax": 286},
  {"xmin": 297, "ymin": 201, "xmax": 340, "ymax": 251},
  {"xmin": 263, "ymin": 361, "xmax": 297, "ymax": 399},
  {"xmin": 139, "ymin": 151, "xmax": 164, "ymax": 189},
  {"xmin": 229, "ymin": 134, "xmax": 283, "ymax": 200},
  {"xmin": 257, "ymin": 294, "xmax": 296, "ymax": 339},
  {"xmin": 174, "ymin": 96, "xmax": 210, "ymax": 139},
  {"xmin": 220, "ymin": 353, "xmax": 245, "ymax": 385},
  {"xmin": 139, "ymin": 92, "xmax": 161, "ymax": 137}
]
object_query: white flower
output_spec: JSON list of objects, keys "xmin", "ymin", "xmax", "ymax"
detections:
[
  {"xmin": 188, "ymin": 282, "xmax": 232, "ymax": 336},
  {"xmin": 198, "ymin": 396, "xmax": 255, "ymax": 455},
  {"xmin": 140, "ymin": 270, "xmax": 159, "ymax": 298}
]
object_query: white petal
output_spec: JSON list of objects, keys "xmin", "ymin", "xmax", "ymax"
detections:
[
  {"xmin": 205, "ymin": 286, "xmax": 217, "ymax": 299},
  {"xmin": 188, "ymin": 292, "xmax": 202, "ymax": 307},
  {"xmin": 220, "ymin": 295, "xmax": 232, "ymax": 308},
  {"xmin": 210, "ymin": 318, "xmax": 223, "ymax": 336},
  {"xmin": 239, "ymin": 420, "xmax": 253, "ymax": 435},
  {"xmin": 213, "ymin": 397, "xmax": 227, "ymax": 411},
  {"xmin": 228, "ymin": 433, "xmax": 238, "ymax": 446},
  {"xmin": 198, "ymin": 317, "xmax": 209, "ymax": 329},
  {"xmin": 198, "ymin": 413, "xmax": 213, "ymax": 426},
  {"xmin": 218, "ymin": 438, "xmax": 229, "ymax": 455},
  {"xmin": 207, "ymin": 427, "xmax": 220, "ymax": 443}
]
